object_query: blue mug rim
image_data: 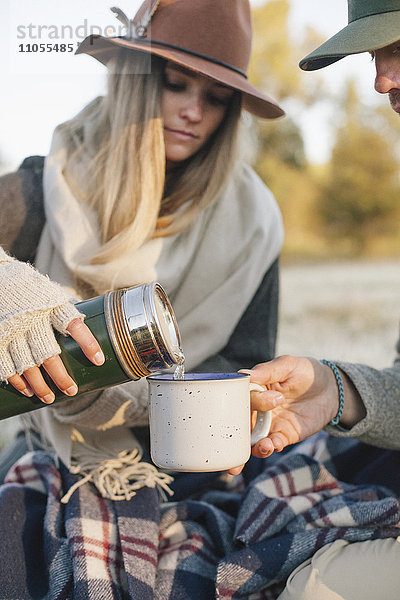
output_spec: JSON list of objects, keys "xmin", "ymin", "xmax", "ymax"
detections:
[{"xmin": 147, "ymin": 372, "xmax": 250, "ymax": 381}]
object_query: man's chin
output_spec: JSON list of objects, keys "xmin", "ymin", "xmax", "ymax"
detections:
[{"xmin": 389, "ymin": 93, "xmax": 400, "ymax": 114}]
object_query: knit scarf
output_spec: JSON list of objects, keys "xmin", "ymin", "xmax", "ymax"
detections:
[{"xmin": 29, "ymin": 118, "xmax": 283, "ymax": 501}]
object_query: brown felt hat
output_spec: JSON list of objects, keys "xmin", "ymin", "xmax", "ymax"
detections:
[{"xmin": 76, "ymin": 0, "xmax": 284, "ymax": 119}]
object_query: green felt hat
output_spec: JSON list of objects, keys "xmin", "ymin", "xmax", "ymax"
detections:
[{"xmin": 300, "ymin": 0, "xmax": 400, "ymax": 71}]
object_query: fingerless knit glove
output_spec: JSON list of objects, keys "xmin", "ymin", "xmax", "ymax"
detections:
[{"xmin": 0, "ymin": 248, "xmax": 84, "ymax": 381}]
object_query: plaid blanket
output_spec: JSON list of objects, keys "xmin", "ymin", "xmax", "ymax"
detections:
[{"xmin": 1, "ymin": 432, "xmax": 400, "ymax": 599}]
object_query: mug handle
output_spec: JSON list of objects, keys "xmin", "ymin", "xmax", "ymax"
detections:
[{"xmin": 249, "ymin": 382, "xmax": 272, "ymax": 446}]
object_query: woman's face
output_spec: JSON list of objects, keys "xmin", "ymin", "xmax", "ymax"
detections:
[{"xmin": 161, "ymin": 62, "xmax": 234, "ymax": 167}]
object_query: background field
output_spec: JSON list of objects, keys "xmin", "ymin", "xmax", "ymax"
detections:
[{"xmin": 277, "ymin": 260, "xmax": 400, "ymax": 368}]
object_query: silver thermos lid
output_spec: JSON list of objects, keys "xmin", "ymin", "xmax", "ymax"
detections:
[{"xmin": 105, "ymin": 282, "xmax": 183, "ymax": 380}]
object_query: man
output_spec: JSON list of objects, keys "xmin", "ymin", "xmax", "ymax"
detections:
[{"xmin": 248, "ymin": 2, "xmax": 400, "ymax": 598}]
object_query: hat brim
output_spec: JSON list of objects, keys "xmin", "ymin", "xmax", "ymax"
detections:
[
  {"xmin": 76, "ymin": 35, "xmax": 284, "ymax": 119},
  {"xmin": 300, "ymin": 11, "xmax": 400, "ymax": 71}
]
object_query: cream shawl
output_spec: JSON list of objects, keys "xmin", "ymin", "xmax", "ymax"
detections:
[{"xmin": 28, "ymin": 125, "xmax": 283, "ymax": 501}]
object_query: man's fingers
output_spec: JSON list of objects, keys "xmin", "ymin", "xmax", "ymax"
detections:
[
  {"xmin": 251, "ymin": 432, "xmax": 290, "ymax": 458},
  {"xmin": 267, "ymin": 413, "xmax": 300, "ymax": 452},
  {"xmin": 245, "ymin": 357, "xmax": 290, "ymax": 385},
  {"xmin": 252, "ymin": 437, "xmax": 275, "ymax": 458},
  {"xmin": 251, "ymin": 412, "xmax": 301, "ymax": 458},
  {"xmin": 250, "ymin": 390, "xmax": 284, "ymax": 412},
  {"xmin": 227, "ymin": 465, "xmax": 244, "ymax": 476},
  {"xmin": 67, "ymin": 319, "xmax": 105, "ymax": 366},
  {"xmin": 269, "ymin": 432, "xmax": 289, "ymax": 453}
]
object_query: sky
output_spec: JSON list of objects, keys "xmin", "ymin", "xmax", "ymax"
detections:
[{"xmin": 0, "ymin": 0, "xmax": 382, "ymax": 172}]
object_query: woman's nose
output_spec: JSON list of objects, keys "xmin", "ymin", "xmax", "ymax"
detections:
[{"xmin": 181, "ymin": 95, "xmax": 203, "ymax": 121}]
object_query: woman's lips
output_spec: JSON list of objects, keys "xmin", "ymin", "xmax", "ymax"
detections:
[{"xmin": 164, "ymin": 127, "xmax": 198, "ymax": 140}]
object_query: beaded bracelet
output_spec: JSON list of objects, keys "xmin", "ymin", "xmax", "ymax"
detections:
[{"xmin": 320, "ymin": 359, "xmax": 345, "ymax": 426}]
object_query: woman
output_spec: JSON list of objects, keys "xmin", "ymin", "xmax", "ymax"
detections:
[{"xmin": 0, "ymin": 1, "xmax": 285, "ymax": 597}]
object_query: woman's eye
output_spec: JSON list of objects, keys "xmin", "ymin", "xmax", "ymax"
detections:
[
  {"xmin": 164, "ymin": 78, "xmax": 185, "ymax": 92},
  {"xmin": 208, "ymin": 94, "xmax": 231, "ymax": 107},
  {"xmin": 393, "ymin": 46, "xmax": 400, "ymax": 55}
]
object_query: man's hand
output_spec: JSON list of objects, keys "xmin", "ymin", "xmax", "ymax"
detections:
[
  {"xmin": 227, "ymin": 355, "xmax": 343, "ymax": 475},
  {"xmin": 248, "ymin": 356, "xmax": 340, "ymax": 456}
]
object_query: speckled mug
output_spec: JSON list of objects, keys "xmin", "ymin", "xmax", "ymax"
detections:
[{"xmin": 147, "ymin": 372, "xmax": 272, "ymax": 472}]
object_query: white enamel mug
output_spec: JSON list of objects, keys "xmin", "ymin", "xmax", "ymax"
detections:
[{"xmin": 147, "ymin": 372, "xmax": 272, "ymax": 472}]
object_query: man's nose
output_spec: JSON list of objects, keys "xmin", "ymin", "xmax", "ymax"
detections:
[
  {"xmin": 374, "ymin": 57, "xmax": 400, "ymax": 93},
  {"xmin": 375, "ymin": 72, "xmax": 396, "ymax": 93}
]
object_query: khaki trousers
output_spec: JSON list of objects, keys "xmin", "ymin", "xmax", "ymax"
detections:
[{"xmin": 278, "ymin": 537, "xmax": 400, "ymax": 600}]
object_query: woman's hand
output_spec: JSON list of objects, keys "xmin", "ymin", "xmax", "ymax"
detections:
[
  {"xmin": 0, "ymin": 249, "xmax": 105, "ymax": 403},
  {"xmin": 7, "ymin": 319, "xmax": 105, "ymax": 404}
]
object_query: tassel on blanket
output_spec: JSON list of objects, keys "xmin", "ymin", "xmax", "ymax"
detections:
[{"xmin": 61, "ymin": 448, "xmax": 174, "ymax": 503}]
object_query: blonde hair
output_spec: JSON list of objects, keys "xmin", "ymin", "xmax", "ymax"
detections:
[{"xmin": 61, "ymin": 50, "xmax": 242, "ymax": 264}]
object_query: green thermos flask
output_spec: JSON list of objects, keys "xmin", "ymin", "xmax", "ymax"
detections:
[{"xmin": 0, "ymin": 282, "xmax": 183, "ymax": 420}]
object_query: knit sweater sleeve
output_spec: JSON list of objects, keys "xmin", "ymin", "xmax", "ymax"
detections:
[
  {"xmin": 324, "ymin": 333, "xmax": 400, "ymax": 448},
  {"xmin": 46, "ymin": 377, "xmax": 150, "ymax": 430},
  {"xmin": 0, "ymin": 247, "xmax": 84, "ymax": 380}
]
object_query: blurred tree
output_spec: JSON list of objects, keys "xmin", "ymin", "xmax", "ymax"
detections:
[
  {"xmin": 256, "ymin": 117, "xmax": 306, "ymax": 170},
  {"xmin": 319, "ymin": 81, "xmax": 400, "ymax": 254},
  {"xmin": 249, "ymin": 0, "xmax": 327, "ymax": 104},
  {"xmin": 249, "ymin": 0, "xmax": 325, "ymax": 258},
  {"xmin": 249, "ymin": 0, "xmax": 400, "ymax": 259},
  {"xmin": 249, "ymin": 0, "xmax": 318, "ymax": 170}
]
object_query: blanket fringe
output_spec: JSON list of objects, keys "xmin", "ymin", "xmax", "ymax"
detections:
[{"xmin": 61, "ymin": 449, "xmax": 174, "ymax": 503}]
